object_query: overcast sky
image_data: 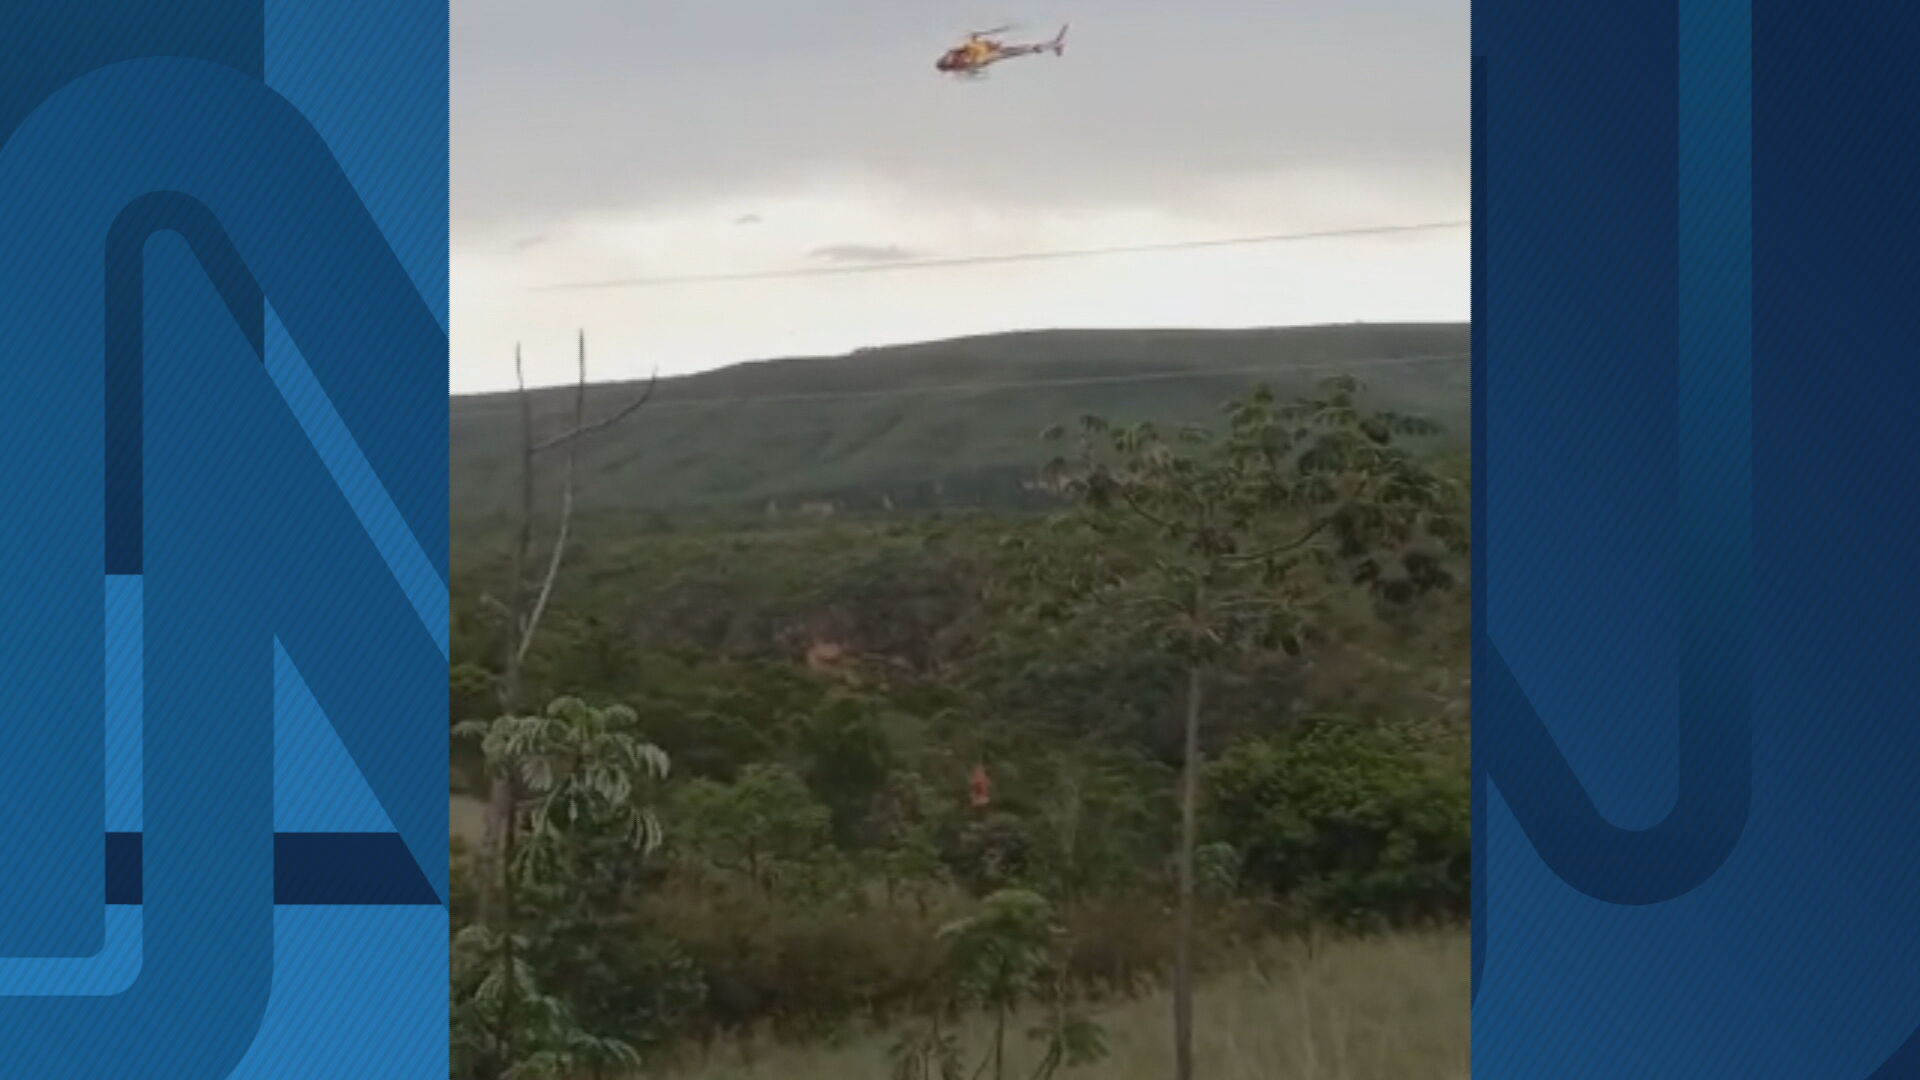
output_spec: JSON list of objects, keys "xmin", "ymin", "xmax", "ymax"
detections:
[{"xmin": 451, "ymin": 0, "xmax": 1468, "ymax": 392}]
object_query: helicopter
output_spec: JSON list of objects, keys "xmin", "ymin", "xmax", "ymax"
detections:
[{"xmin": 935, "ymin": 23, "xmax": 1068, "ymax": 77}]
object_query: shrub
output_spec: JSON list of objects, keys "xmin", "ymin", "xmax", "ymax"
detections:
[
  {"xmin": 947, "ymin": 812, "xmax": 1034, "ymax": 895},
  {"xmin": 1208, "ymin": 716, "xmax": 1469, "ymax": 927},
  {"xmin": 670, "ymin": 763, "xmax": 833, "ymax": 897},
  {"xmin": 642, "ymin": 883, "xmax": 954, "ymax": 1041}
]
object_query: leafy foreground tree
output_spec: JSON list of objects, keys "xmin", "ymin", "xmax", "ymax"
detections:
[
  {"xmin": 890, "ymin": 889, "xmax": 1108, "ymax": 1080},
  {"xmin": 452, "ymin": 697, "xmax": 679, "ymax": 1080},
  {"xmin": 451, "ymin": 925, "xmax": 641, "ymax": 1080},
  {"xmin": 1032, "ymin": 378, "xmax": 1462, "ymax": 1080}
]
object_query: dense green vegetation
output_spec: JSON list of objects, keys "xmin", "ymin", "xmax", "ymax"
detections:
[{"xmin": 448, "ymin": 328, "xmax": 1470, "ymax": 1079}]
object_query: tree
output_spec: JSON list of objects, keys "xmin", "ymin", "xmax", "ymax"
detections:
[
  {"xmin": 476, "ymin": 332, "xmax": 656, "ymax": 936},
  {"xmin": 453, "ymin": 696, "xmax": 674, "ymax": 1080},
  {"xmin": 1031, "ymin": 751, "xmax": 1165, "ymax": 912},
  {"xmin": 800, "ymin": 692, "xmax": 895, "ymax": 844},
  {"xmin": 929, "ymin": 889, "xmax": 1109, "ymax": 1080},
  {"xmin": 1033, "ymin": 377, "xmax": 1461, "ymax": 1080},
  {"xmin": 458, "ymin": 696, "xmax": 671, "ymax": 883},
  {"xmin": 865, "ymin": 770, "xmax": 949, "ymax": 912},
  {"xmin": 451, "ymin": 923, "xmax": 644, "ymax": 1080},
  {"xmin": 671, "ymin": 762, "xmax": 832, "ymax": 897},
  {"xmin": 889, "ymin": 1017, "xmax": 968, "ymax": 1080}
]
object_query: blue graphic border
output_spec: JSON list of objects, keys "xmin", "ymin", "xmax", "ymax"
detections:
[
  {"xmin": 0, "ymin": 1, "xmax": 446, "ymax": 1075},
  {"xmin": 1476, "ymin": 0, "xmax": 1920, "ymax": 1074}
]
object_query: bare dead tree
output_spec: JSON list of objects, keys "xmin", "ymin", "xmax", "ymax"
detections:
[
  {"xmin": 475, "ymin": 330, "xmax": 657, "ymax": 931},
  {"xmin": 464, "ymin": 332, "xmax": 656, "ymax": 1076}
]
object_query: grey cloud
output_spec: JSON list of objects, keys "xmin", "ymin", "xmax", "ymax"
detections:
[{"xmin": 452, "ymin": 0, "xmax": 1466, "ymax": 228}]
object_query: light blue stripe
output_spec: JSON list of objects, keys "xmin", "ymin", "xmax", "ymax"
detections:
[
  {"xmin": 0, "ymin": 908, "xmax": 142, "ymax": 997},
  {"xmin": 262, "ymin": 310, "xmax": 448, "ymax": 658},
  {"xmin": 105, "ymin": 575, "xmax": 142, "ymax": 833}
]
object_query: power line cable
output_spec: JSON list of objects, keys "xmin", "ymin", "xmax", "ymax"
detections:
[{"xmin": 530, "ymin": 219, "xmax": 1470, "ymax": 292}]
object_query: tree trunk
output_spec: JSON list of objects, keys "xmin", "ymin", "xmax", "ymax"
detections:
[
  {"xmin": 993, "ymin": 1005, "xmax": 1007, "ymax": 1080},
  {"xmin": 477, "ymin": 666, "xmax": 520, "ymax": 1080},
  {"xmin": 1172, "ymin": 662, "xmax": 1203, "ymax": 1080},
  {"xmin": 480, "ymin": 344, "xmax": 538, "ymax": 935},
  {"xmin": 494, "ymin": 795, "xmax": 519, "ymax": 1077},
  {"xmin": 479, "ymin": 772, "xmax": 516, "ymax": 927}
]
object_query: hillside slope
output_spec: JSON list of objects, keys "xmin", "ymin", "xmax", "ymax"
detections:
[{"xmin": 450, "ymin": 322, "xmax": 1469, "ymax": 518}]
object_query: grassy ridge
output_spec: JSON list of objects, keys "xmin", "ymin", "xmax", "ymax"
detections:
[{"xmin": 451, "ymin": 323, "xmax": 1469, "ymax": 519}]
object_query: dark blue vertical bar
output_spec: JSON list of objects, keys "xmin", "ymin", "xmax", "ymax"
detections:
[
  {"xmin": 104, "ymin": 832, "xmax": 142, "ymax": 905},
  {"xmin": 1675, "ymin": 0, "xmax": 1753, "ymax": 874},
  {"xmin": 104, "ymin": 232, "xmax": 144, "ymax": 577},
  {"xmin": 107, "ymin": 193, "xmax": 270, "ymax": 576},
  {"xmin": 1468, "ymin": 53, "xmax": 1485, "ymax": 1003}
]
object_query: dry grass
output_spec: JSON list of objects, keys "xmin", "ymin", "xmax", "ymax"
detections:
[{"xmin": 649, "ymin": 928, "xmax": 1468, "ymax": 1080}]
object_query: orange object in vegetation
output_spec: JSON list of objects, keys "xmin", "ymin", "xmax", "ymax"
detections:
[{"xmin": 969, "ymin": 763, "xmax": 992, "ymax": 808}]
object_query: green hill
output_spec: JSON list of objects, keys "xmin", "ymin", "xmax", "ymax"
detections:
[{"xmin": 450, "ymin": 322, "xmax": 1470, "ymax": 519}]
